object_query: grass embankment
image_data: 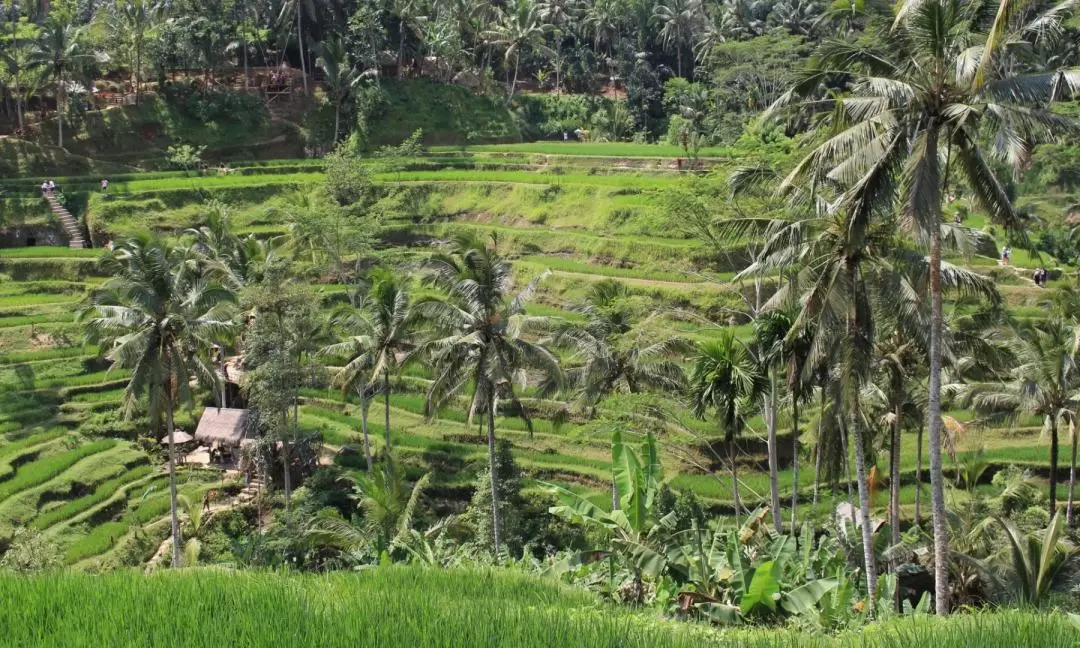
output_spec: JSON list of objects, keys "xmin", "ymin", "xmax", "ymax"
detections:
[{"xmin": 0, "ymin": 569, "xmax": 1075, "ymax": 648}]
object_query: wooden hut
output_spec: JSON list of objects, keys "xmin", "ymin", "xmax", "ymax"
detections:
[{"xmin": 193, "ymin": 407, "xmax": 250, "ymax": 448}]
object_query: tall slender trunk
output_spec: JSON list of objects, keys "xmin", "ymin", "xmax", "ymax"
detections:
[
  {"xmin": 1068, "ymin": 421, "xmax": 1077, "ymax": 526},
  {"xmin": 813, "ymin": 386, "xmax": 825, "ymax": 507},
  {"xmin": 766, "ymin": 370, "xmax": 781, "ymax": 533},
  {"xmin": 57, "ymin": 70, "xmax": 64, "ymax": 148},
  {"xmin": 889, "ymin": 402, "xmax": 902, "ymax": 563},
  {"xmin": 840, "ymin": 413, "xmax": 853, "ymax": 500},
  {"xmin": 333, "ymin": 101, "xmax": 341, "ymax": 142},
  {"xmin": 915, "ymin": 422, "xmax": 924, "ymax": 525},
  {"xmin": 281, "ymin": 430, "xmax": 291, "ymax": 515},
  {"xmin": 730, "ymin": 439, "xmax": 741, "ymax": 527},
  {"xmin": 360, "ymin": 395, "xmax": 373, "ymax": 472},
  {"xmin": 297, "ymin": 4, "xmax": 308, "ymax": 95},
  {"xmin": 398, "ymin": 21, "xmax": 406, "ymax": 76},
  {"xmin": 849, "ymin": 392, "xmax": 877, "ymax": 611},
  {"xmin": 791, "ymin": 396, "xmax": 800, "ymax": 532},
  {"xmin": 135, "ymin": 43, "xmax": 142, "ymax": 105},
  {"xmin": 1050, "ymin": 415, "xmax": 1060, "ymax": 518},
  {"xmin": 487, "ymin": 385, "xmax": 503, "ymax": 557},
  {"xmin": 384, "ymin": 369, "xmax": 392, "ymax": 452},
  {"xmin": 165, "ymin": 389, "xmax": 181, "ymax": 568},
  {"xmin": 243, "ymin": 43, "xmax": 249, "ymax": 90},
  {"xmin": 926, "ymin": 125, "xmax": 950, "ymax": 614}
]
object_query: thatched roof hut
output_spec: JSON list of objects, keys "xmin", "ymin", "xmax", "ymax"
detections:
[{"xmin": 193, "ymin": 408, "xmax": 250, "ymax": 446}]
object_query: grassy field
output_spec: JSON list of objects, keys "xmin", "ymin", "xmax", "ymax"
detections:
[{"xmin": 0, "ymin": 568, "xmax": 1076, "ymax": 648}]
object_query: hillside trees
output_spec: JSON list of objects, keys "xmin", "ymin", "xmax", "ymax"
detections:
[{"xmin": 767, "ymin": 0, "xmax": 1080, "ymax": 613}]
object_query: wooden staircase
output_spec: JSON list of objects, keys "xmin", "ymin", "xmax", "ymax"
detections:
[{"xmin": 44, "ymin": 193, "xmax": 87, "ymax": 248}]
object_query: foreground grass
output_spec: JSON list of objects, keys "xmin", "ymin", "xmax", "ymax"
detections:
[{"xmin": 0, "ymin": 569, "xmax": 1075, "ymax": 647}]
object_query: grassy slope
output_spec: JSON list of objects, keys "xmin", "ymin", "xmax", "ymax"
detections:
[
  {"xmin": 0, "ymin": 569, "xmax": 1076, "ymax": 648},
  {"xmin": 1, "ymin": 141, "xmax": 1074, "ymax": 555}
]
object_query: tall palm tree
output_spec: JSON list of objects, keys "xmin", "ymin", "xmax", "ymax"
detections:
[
  {"xmin": 315, "ymin": 35, "xmax": 364, "ymax": 142},
  {"xmin": 968, "ymin": 317, "xmax": 1080, "ymax": 519},
  {"xmin": 360, "ymin": 268, "xmax": 419, "ymax": 455},
  {"xmin": 32, "ymin": 18, "xmax": 88, "ymax": 148},
  {"xmin": 766, "ymin": 0, "xmax": 1079, "ymax": 613},
  {"xmin": 419, "ymin": 234, "xmax": 561, "ymax": 556},
  {"xmin": 484, "ymin": 0, "xmax": 552, "ymax": 100},
  {"xmin": 753, "ymin": 310, "xmax": 790, "ymax": 533},
  {"xmin": 80, "ymin": 235, "xmax": 234, "ymax": 568},
  {"xmin": 546, "ymin": 279, "xmax": 688, "ymax": 415},
  {"xmin": 689, "ymin": 331, "xmax": 760, "ymax": 527},
  {"xmin": 320, "ymin": 296, "xmax": 380, "ymax": 472},
  {"xmin": 652, "ymin": 0, "xmax": 703, "ymax": 77}
]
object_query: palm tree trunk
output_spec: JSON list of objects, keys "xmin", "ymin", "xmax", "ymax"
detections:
[
  {"xmin": 926, "ymin": 154, "xmax": 950, "ymax": 615},
  {"xmin": 57, "ymin": 70, "xmax": 64, "ymax": 149},
  {"xmin": 813, "ymin": 386, "xmax": 825, "ymax": 507},
  {"xmin": 487, "ymin": 385, "xmax": 503, "ymax": 557},
  {"xmin": 333, "ymin": 101, "xmax": 341, "ymax": 142},
  {"xmin": 384, "ymin": 369, "xmax": 392, "ymax": 453},
  {"xmin": 766, "ymin": 371, "xmax": 781, "ymax": 533},
  {"xmin": 297, "ymin": 3, "xmax": 308, "ymax": 95},
  {"xmin": 135, "ymin": 42, "xmax": 142, "ymax": 105},
  {"xmin": 840, "ymin": 413, "xmax": 853, "ymax": 501},
  {"xmin": 243, "ymin": 42, "xmax": 249, "ymax": 91},
  {"xmin": 360, "ymin": 396, "xmax": 373, "ymax": 472},
  {"xmin": 398, "ymin": 20, "xmax": 406, "ymax": 76},
  {"xmin": 791, "ymin": 395, "xmax": 800, "ymax": 532},
  {"xmin": 890, "ymin": 403, "xmax": 902, "ymax": 554},
  {"xmin": 915, "ymin": 422, "xmax": 923, "ymax": 525},
  {"xmin": 1050, "ymin": 415, "xmax": 1060, "ymax": 518},
  {"xmin": 281, "ymin": 434, "xmax": 291, "ymax": 515},
  {"xmin": 849, "ymin": 394, "xmax": 878, "ymax": 611},
  {"xmin": 730, "ymin": 439, "xmax": 741, "ymax": 527},
  {"xmin": 165, "ymin": 390, "xmax": 182, "ymax": 568},
  {"xmin": 1068, "ymin": 422, "xmax": 1077, "ymax": 526}
]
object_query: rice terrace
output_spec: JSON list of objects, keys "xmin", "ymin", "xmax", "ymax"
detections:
[{"xmin": 2, "ymin": 0, "xmax": 1080, "ymax": 646}]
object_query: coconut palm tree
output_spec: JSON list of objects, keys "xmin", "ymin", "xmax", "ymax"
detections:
[
  {"xmin": 320, "ymin": 299, "xmax": 379, "ymax": 472},
  {"xmin": 80, "ymin": 235, "xmax": 234, "ymax": 568},
  {"xmin": 968, "ymin": 317, "xmax": 1080, "ymax": 520},
  {"xmin": 688, "ymin": 331, "xmax": 760, "ymax": 527},
  {"xmin": 361, "ymin": 268, "xmax": 419, "ymax": 456},
  {"xmin": 765, "ymin": 0, "xmax": 1080, "ymax": 613},
  {"xmin": 315, "ymin": 35, "xmax": 364, "ymax": 142},
  {"xmin": 419, "ymin": 234, "xmax": 561, "ymax": 556},
  {"xmin": 483, "ymin": 0, "xmax": 552, "ymax": 100},
  {"xmin": 652, "ymin": 0, "xmax": 703, "ymax": 77},
  {"xmin": 546, "ymin": 279, "xmax": 689, "ymax": 415},
  {"xmin": 32, "ymin": 18, "xmax": 89, "ymax": 148}
]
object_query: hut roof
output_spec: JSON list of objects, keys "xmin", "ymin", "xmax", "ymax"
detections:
[{"xmin": 194, "ymin": 408, "xmax": 250, "ymax": 446}]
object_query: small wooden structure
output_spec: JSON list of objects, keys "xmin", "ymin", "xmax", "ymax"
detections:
[{"xmin": 193, "ymin": 407, "xmax": 250, "ymax": 448}]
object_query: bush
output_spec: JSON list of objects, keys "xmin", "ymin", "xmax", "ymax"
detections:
[
  {"xmin": 161, "ymin": 82, "xmax": 268, "ymax": 128},
  {"xmin": 324, "ymin": 150, "xmax": 374, "ymax": 206}
]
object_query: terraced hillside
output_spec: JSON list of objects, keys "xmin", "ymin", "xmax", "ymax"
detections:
[{"xmin": 0, "ymin": 143, "xmax": 1072, "ymax": 563}]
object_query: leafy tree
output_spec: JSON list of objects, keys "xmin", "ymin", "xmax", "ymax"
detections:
[
  {"xmin": 242, "ymin": 279, "xmax": 323, "ymax": 515},
  {"xmin": 420, "ymin": 234, "xmax": 561, "ymax": 556},
  {"xmin": 167, "ymin": 143, "xmax": 206, "ymax": 174},
  {"xmin": 546, "ymin": 279, "xmax": 689, "ymax": 416},
  {"xmin": 0, "ymin": 527, "xmax": 61, "ymax": 573},
  {"xmin": 32, "ymin": 17, "xmax": 89, "ymax": 148},
  {"xmin": 969, "ymin": 318, "xmax": 1080, "ymax": 520},
  {"xmin": 484, "ymin": 0, "xmax": 552, "ymax": 100},
  {"xmin": 689, "ymin": 331, "xmax": 760, "ymax": 527},
  {"xmin": 653, "ymin": 0, "xmax": 702, "ymax": 77},
  {"xmin": 315, "ymin": 35, "xmax": 365, "ymax": 142},
  {"xmin": 81, "ymin": 235, "xmax": 234, "ymax": 567}
]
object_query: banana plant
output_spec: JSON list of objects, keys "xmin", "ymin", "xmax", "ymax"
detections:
[{"xmin": 546, "ymin": 429, "xmax": 675, "ymax": 601}]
